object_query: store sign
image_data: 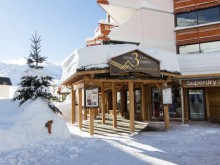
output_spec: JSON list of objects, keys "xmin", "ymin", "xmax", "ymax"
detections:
[
  {"xmin": 162, "ymin": 87, "xmax": 172, "ymax": 105},
  {"xmin": 84, "ymin": 87, "xmax": 99, "ymax": 108},
  {"xmin": 110, "ymin": 50, "xmax": 160, "ymax": 77},
  {"xmin": 182, "ymin": 78, "xmax": 220, "ymax": 88}
]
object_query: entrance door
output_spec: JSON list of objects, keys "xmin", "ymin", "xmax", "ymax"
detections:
[{"xmin": 188, "ymin": 89, "xmax": 206, "ymax": 120}]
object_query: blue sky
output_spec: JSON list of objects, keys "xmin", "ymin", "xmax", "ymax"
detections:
[{"xmin": 0, "ymin": 0, "xmax": 105, "ymax": 63}]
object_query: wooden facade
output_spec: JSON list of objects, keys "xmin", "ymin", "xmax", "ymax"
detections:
[
  {"xmin": 176, "ymin": 23, "xmax": 220, "ymax": 46},
  {"xmin": 86, "ymin": 23, "xmax": 118, "ymax": 46},
  {"xmin": 181, "ymin": 77, "xmax": 220, "ymax": 122},
  {"xmin": 174, "ymin": 0, "xmax": 220, "ymax": 13},
  {"xmin": 97, "ymin": 0, "xmax": 109, "ymax": 5}
]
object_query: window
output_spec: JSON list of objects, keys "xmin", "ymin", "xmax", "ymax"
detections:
[
  {"xmin": 179, "ymin": 41, "xmax": 220, "ymax": 54},
  {"xmin": 200, "ymin": 41, "xmax": 220, "ymax": 53},
  {"xmin": 176, "ymin": 7, "xmax": 220, "ymax": 27},
  {"xmin": 179, "ymin": 44, "xmax": 200, "ymax": 54},
  {"xmin": 198, "ymin": 7, "xmax": 220, "ymax": 24},
  {"xmin": 176, "ymin": 11, "xmax": 197, "ymax": 27}
]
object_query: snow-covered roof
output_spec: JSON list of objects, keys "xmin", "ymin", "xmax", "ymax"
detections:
[
  {"xmin": 177, "ymin": 51, "xmax": 220, "ymax": 76},
  {"xmin": 61, "ymin": 44, "xmax": 180, "ymax": 84}
]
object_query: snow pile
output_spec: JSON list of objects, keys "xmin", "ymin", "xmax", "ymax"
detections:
[
  {"xmin": 178, "ymin": 51, "xmax": 220, "ymax": 75},
  {"xmin": 61, "ymin": 44, "xmax": 180, "ymax": 83},
  {"xmin": 0, "ymin": 98, "xmax": 70, "ymax": 152}
]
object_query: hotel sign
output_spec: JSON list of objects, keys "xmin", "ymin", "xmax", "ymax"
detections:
[
  {"xmin": 182, "ymin": 78, "xmax": 220, "ymax": 88},
  {"xmin": 110, "ymin": 50, "xmax": 160, "ymax": 77}
]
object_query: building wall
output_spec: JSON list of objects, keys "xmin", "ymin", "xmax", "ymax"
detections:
[
  {"xmin": 109, "ymin": 9, "xmax": 176, "ymax": 52},
  {"xmin": 0, "ymin": 85, "xmax": 10, "ymax": 99}
]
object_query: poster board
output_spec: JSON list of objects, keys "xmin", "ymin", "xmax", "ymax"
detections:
[
  {"xmin": 84, "ymin": 87, "xmax": 99, "ymax": 108},
  {"xmin": 162, "ymin": 86, "xmax": 172, "ymax": 105}
]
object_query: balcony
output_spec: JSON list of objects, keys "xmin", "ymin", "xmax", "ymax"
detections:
[
  {"xmin": 86, "ymin": 23, "xmax": 118, "ymax": 46},
  {"xmin": 174, "ymin": 0, "xmax": 220, "ymax": 13},
  {"xmin": 97, "ymin": 0, "xmax": 109, "ymax": 5},
  {"xmin": 176, "ymin": 23, "xmax": 220, "ymax": 45}
]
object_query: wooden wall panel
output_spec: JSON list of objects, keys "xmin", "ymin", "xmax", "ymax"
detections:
[
  {"xmin": 207, "ymin": 87, "xmax": 220, "ymax": 122},
  {"xmin": 176, "ymin": 23, "xmax": 220, "ymax": 46},
  {"xmin": 174, "ymin": 0, "xmax": 220, "ymax": 13}
]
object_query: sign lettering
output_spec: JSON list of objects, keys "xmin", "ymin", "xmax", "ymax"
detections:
[
  {"xmin": 182, "ymin": 79, "xmax": 220, "ymax": 88},
  {"xmin": 110, "ymin": 50, "xmax": 160, "ymax": 77}
]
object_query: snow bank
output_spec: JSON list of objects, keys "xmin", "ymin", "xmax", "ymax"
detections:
[
  {"xmin": 0, "ymin": 98, "xmax": 70, "ymax": 152},
  {"xmin": 61, "ymin": 44, "xmax": 180, "ymax": 83}
]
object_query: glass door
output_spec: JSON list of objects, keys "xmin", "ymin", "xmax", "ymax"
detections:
[{"xmin": 188, "ymin": 89, "xmax": 206, "ymax": 120}]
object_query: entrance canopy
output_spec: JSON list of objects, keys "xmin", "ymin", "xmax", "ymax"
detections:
[{"xmin": 61, "ymin": 44, "xmax": 180, "ymax": 85}]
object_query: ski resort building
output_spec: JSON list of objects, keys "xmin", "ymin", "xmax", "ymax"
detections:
[
  {"xmin": 0, "ymin": 77, "xmax": 13, "ymax": 99},
  {"xmin": 61, "ymin": 0, "xmax": 220, "ymax": 134}
]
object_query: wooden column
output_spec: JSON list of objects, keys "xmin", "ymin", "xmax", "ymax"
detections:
[
  {"xmin": 120, "ymin": 90, "xmax": 125, "ymax": 117},
  {"xmin": 205, "ymin": 88, "xmax": 210, "ymax": 121},
  {"xmin": 106, "ymin": 91, "xmax": 110, "ymax": 114},
  {"xmin": 71, "ymin": 86, "xmax": 76, "ymax": 124},
  {"xmin": 129, "ymin": 81, "xmax": 135, "ymax": 132},
  {"xmin": 84, "ymin": 108, "xmax": 87, "ymax": 120},
  {"xmin": 78, "ymin": 89, "xmax": 82, "ymax": 129},
  {"xmin": 180, "ymin": 87, "xmax": 185, "ymax": 124},
  {"xmin": 112, "ymin": 82, "xmax": 117, "ymax": 128},
  {"xmin": 89, "ymin": 109, "xmax": 94, "ymax": 135},
  {"xmin": 164, "ymin": 105, "xmax": 170, "ymax": 130},
  {"xmin": 101, "ymin": 82, "xmax": 106, "ymax": 124},
  {"xmin": 141, "ymin": 84, "xmax": 146, "ymax": 121}
]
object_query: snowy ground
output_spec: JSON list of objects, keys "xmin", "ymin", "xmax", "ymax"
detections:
[{"xmin": 0, "ymin": 99, "xmax": 220, "ymax": 165}]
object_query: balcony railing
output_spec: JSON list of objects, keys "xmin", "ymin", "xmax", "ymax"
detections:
[
  {"xmin": 176, "ymin": 23, "xmax": 220, "ymax": 45},
  {"xmin": 97, "ymin": 0, "xmax": 109, "ymax": 5},
  {"xmin": 174, "ymin": 0, "xmax": 220, "ymax": 13},
  {"xmin": 86, "ymin": 23, "xmax": 118, "ymax": 46}
]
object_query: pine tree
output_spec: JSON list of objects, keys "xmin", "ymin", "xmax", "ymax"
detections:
[{"xmin": 12, "ymin": 32, "xmax": 62, "ymax": 114}]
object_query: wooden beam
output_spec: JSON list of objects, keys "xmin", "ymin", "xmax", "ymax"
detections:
[
  {"xmin": 160, "ymin": 71, "xmax": 181, "ymax": 78},
  {"xmin": 91, "ymin": 79, "xmax": 167, "ymax": 83},
  {"xmin": 112, "ymin": 82, "xmax": 117, "ymax": 128},
  {"xmin": 181, "ymin": 73, "xmax": 220, "ymax": 79},
  {"xmin": 141, "ymin": 84, "xmax": 146, "ymax": 121},
  {"xmin": 129, "ymin": 81, "xmax": 135, "ymax": 133},
  {"xmin": 71, "ymin": 86, "xmax": 76, "ymax": 124},
  {"xmin": 101, "ymin": 82, "xmax": 106, "ymax": 124},
  {"xmin": 78, "ymin": 89, "xmax": 82, "ymax": 129},
  {"xmin": 89, "ymin": 109, "xmax": 94, "ymax": 135}
]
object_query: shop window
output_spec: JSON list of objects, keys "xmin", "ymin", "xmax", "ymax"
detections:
[
  {"xmin": 188, "ymin": 89, "xmax": 206, "ymax": 120},
  {"xmin": 126, "ymin": 89, "xmax": 141, "ymax": 114},
  {"xmin": 152, "ymin": 88, "xmax": 162, "ymax": 118},
  {"xmin": 152, "ymin": 87, "xmax": 182, "ymax": 119},
  {"xmin": 169, "ymin": 87, "xmax": 182, "ymax": 118},
  {"xmin": 198, "ymin": 7, "xmax": 220, "ymax": 25},
  {"xmin": 176, "ymin": 11, "xmax": 197, "ymax": 27}
]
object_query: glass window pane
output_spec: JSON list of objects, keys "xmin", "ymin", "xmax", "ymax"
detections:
[
  {"xmin": 200, "ymin": 41, "xmax": 220, "ymax": 53},
  {"xmin": 176, "ymin": 11, "xmax": 197, "ymax": 27},
  {"xmin": 179, "ymin": 44, "xmax": 200, "ymax": 54},
  {"xmin": 198, "ymin": 7, "xmax": 220, "ymax": 24},
  {"xmin": 188, "ymin": 89, "xmax": 205, "ymax": 120}
]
